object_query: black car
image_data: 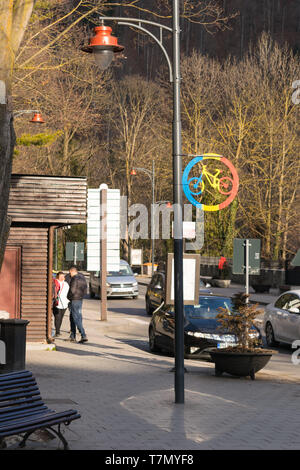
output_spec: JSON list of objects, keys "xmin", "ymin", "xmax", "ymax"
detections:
[
  {"xmin": 148, "ymin": 295, "xmax": 261, "ymax": 358},
  {"xmin": 145, "ymin": 271, "xmax": 212, "ymax": 315},
  {"xmin": 145, "ymin": 271, "xmax": 165, "ymax": 315}
]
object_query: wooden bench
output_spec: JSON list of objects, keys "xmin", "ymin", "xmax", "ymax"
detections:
[{"xmin": 0, "ymin": 370, "xmax": 81, "ymax": 450}]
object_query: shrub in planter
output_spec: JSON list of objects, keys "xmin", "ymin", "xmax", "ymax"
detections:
[{"xmin": 209, "ymin": 292, "xmax": 273, "ymax": 380}]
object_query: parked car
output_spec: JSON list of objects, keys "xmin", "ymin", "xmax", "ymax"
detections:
[
  {"xmin": 145, "ymin": 271, "xmax": 212, "ymax": 315},
  {"xmin": 148, "ymin": 295, "xmax": 261, "ymax": 358},
  {"xmin": 89, "ymin": 260, "xmax": 139, "ymax": 299},
  {"xmin": 263, "ymin": 290, "xmax": 300, "ymax": 347}
]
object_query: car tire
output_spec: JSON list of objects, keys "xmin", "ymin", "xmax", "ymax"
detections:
[
  {"xmin": 149, "ymin": 327, "xmax": 160, "ymax": 353},
  {"xmin": 89, "ymin": 285, "xmax": 95, "ymax": 298},
  {"xmin": 265, "ymin": 322, "xmax": 278, "ymax": 347},
  {"xmin": 146, "ymin": 297, "xmax": 153, "ymax": 316},
  {"xmin": 98, "ymin": 288, "xmax": 101, "ymax": 300}
]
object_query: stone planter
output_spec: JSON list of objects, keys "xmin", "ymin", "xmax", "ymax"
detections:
[
  {"xmin": 279, "ymin": 285, "xmax": 291, "ymax": 294},
  {"xmin": 251, "ymin": 284, "xmax": 271, "ymax": 293},
  {"xmin": 209, "ymin": 349, "xmax": 273, "ymax": 380},
  {"xmin": 212, "ymin": 279, "xmax": 231, "ymax": 288}
]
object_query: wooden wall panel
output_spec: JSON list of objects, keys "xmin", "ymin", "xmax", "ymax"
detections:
[
  {"xmin": 8, "ymin": 175, "xmax": 87, "ymax": 225},
  {"xmin": 7, "ymin": 227, "xmax": 48, "ymax": 342}
]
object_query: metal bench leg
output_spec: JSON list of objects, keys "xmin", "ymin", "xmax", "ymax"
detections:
[
  {"xmin": 0, "ymin": 437, "xmax": 7, "ymax": 449},
  {"xmin": 19, "ymin": 431, "xmax": 35, "ymax": 448},
  {"xmin": 47, "ymin": 424, "xmax": 69, "ymax": 450}
]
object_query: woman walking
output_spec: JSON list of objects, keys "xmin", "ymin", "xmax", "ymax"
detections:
[{"xmin": 53, "ymin": 271, "xmax": 70, "ymax": 337}]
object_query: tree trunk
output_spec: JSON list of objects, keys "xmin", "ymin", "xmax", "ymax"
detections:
[
  {"xmin": 0, "ymin": 0, "xmax": 34, "ymax": 270},
  {"xmin": 0, "ymin": 101, "xmax": 15, "ymax": 270}
]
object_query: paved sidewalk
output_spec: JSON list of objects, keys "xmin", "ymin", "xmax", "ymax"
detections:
[{"xmin": 3, "ymin": 297, "xmax": 298, "ymax": 451}]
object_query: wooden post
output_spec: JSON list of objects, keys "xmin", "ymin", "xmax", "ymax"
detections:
[
  {"xmin": 47, "ymin": 226, "xmax": 55, "ymax": 341},
  {"xmin": 100, "ymin": 188, "xmax": 107, "ymax": 321}
]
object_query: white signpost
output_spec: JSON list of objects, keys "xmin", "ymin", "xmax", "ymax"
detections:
[
  {"xmin": 87, "ymin": 186, "xmax": 120, "ymax": 272},
  {"xmin": 165, "ymin": 253, "xmax": 200, "ymax": 305},
  {"xmin": 130, "ymin": 249, "xmax": 143, "ymax": 266}
]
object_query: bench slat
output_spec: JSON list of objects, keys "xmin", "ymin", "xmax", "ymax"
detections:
[
  {"xmin": 0, "ymin": 379, "xmax": 37, "ymax": 392},
  {"xmin": 0, "ymin": 370, "xmax": 32, "ymax": 377},
  {"xmin": 0, "ymin": 387, "xmax": 41, "ymax": 403},
  {"xmin": 0, "ymin": 410, "xmax": 80, "ymax": 434},
  {"xmin": 0, "ymin": 371, "xmax": 33, "ymax": 381},
  {"xmin": 0, "ymin": 396, "xmax": 43, "ymax": 413},
  {"xmin": 0, "ymin": 405, "xmax": 50, "ymax": 422},
  {"xmin": 0, "ymin": 371, "xmax": 80, "ymax": 448}
]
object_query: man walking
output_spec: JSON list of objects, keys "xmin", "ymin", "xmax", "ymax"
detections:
[{"xmin": 67, "ymin": 266, "xmax": 88, "ymax": 343}]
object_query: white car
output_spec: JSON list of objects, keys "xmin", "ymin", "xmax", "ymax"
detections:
[{"xmin": 263, "ymin": 290, "xmax": 300, "ymax": 346}]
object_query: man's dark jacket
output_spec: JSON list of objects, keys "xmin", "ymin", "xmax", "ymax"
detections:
[{"xmin": 67, "ymin": 273, "xmax": 87, "ymax": 301}]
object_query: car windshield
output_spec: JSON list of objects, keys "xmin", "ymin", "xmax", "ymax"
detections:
[
  {"xmin": 184, "ymin": 297, "xmax": 234, "ymax": 319},
  {"xmin": 107, "ymin": 265, "xmax": 134, "ymax": 277}
]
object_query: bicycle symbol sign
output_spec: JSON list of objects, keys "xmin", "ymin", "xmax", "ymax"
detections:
[{"xmin": 182, "ymin": 153, "xmax": 239, "ymax": 211}]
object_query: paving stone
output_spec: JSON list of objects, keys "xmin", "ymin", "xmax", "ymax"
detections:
[{"xmin": 14, "ymin": 300, "xmax": 300, "ymax": 450}]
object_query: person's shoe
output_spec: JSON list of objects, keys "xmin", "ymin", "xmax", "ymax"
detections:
[
  {"xmin": 68, "ymin": 335, "xmax": 76, "ymax": 342},
  {"xmin": 78, "ymin": 336, "xmax": 88, "ymax": 344},
  {"xmin": 55, "ymin": 332, "xmax": 61, "ymax": 337}
]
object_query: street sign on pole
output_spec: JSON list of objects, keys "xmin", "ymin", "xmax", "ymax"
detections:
[
  {"xmin": 130, "ymin": 249, "xmax": 143, "ymax": 266},
  {"xmin": 291, "ymin": 249, "xmax": 300, "ymax": 267},
  {"xmin": 233, "ymin": 238, "xmax": 261, "ymax": 301},
  {"xmin": 65, "ymin": 242, "xmax": 84, "ymax": 262},
  {"xmin": 165, "ymin": 253, "xmax": 200, "ymax": 305},
  {"xmin": 233, "ymin": 239, "xmax": 261, "ymax": 275}
]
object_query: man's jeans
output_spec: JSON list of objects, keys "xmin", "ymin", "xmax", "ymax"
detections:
[{"xmin": 69, "ymin": 300, "xmax": 86, "ymax": 338}]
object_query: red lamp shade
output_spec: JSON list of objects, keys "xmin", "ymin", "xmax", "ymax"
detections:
[
  {"xmin": 30, "ymin": 112, "xmax": 45, "ymax": 124},
  {"xmin": 130, "ymin": 169, "xmax": 137, "ymax": 176},
  {"xmin": 81, "ymin": 25, "xmax": 124, "ymax": 70}
]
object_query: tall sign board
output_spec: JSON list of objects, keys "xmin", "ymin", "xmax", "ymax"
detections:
[{"xmin": 87, "ymin": 187, "xmax": 120, "ymax": 272}]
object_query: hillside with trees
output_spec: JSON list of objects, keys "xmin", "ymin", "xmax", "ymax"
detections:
[{"xmin": 2, "ymin": 0, "xmax": 299, "ymax": 266}]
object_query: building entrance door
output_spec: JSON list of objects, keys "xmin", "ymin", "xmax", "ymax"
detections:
[{"xmin": 0, "ymin": 246, "xmax": 21, "ymax": 318}]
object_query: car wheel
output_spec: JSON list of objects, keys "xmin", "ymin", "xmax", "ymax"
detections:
[
  {"xmin": 89, "ymin": 285, "xmax": 95, "ymax": 298},
  {"xmin": 149, "ymin": 327, "xmax": 160, "ymax": 353},
  {"xmin": 266, "ymin": 322, "xmax": 278, "ymax": 347},
  {"xmin": 146, "ymin": 297, "xmax": 153, "ymax": 316},
  {"xmin": 98, "ymin": 287, "xmax": 101, "ymax": 300}
]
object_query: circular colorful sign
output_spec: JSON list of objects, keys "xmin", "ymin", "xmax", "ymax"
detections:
[{"xmin": 182, "ymin": 153, "xmax": 239, "ymax": 211}]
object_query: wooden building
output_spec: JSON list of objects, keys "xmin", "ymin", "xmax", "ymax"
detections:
[{"xmin": 0, "ymin": 175, "xmax": 87, "ymax": 342}]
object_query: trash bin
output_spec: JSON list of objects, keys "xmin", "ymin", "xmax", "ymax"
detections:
[{"xmin": 0, "ymin": 319, "xmax": 29, "ymax": 374}]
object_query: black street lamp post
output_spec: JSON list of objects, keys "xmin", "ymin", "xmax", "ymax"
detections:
[{"xmin": 82, "ymin": 0, "xmax": 185, "ymax": 404}]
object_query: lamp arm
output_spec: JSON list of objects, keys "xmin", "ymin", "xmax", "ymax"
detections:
[
  {"xmin": 13, "ymin": 109, "xmax": 40, "ymax": 118},
  {"xmin": 132, "ymin": 167, "xmax": 153, "ymax": 182},
  {"xmin": 99, "ymin": 17, "xmax": 173, "ymax": 82}
]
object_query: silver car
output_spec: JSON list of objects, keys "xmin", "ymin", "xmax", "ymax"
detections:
[
  {"xmin": 89, "ymin": 260, "xmax": 139, "ymax": 299},
  {"xmin": 263, "ymin": 290, "xmax": 300, "ymax": 346}
]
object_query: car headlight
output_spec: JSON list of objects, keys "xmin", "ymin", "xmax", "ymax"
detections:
[
  {"xmin": 187, "ymin": 331, "xmax": 236, "ymax": 342},
  {"xmin": 249, "ymin": 331, "xmax": 260, "ymax": 338},
  {"xmin": 133, "ymin": 282, "xmax": 138, "ymax": 287},
  {"xmin": 106, "ymin": 282, "xmax": 111, "ymax": 287}
]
